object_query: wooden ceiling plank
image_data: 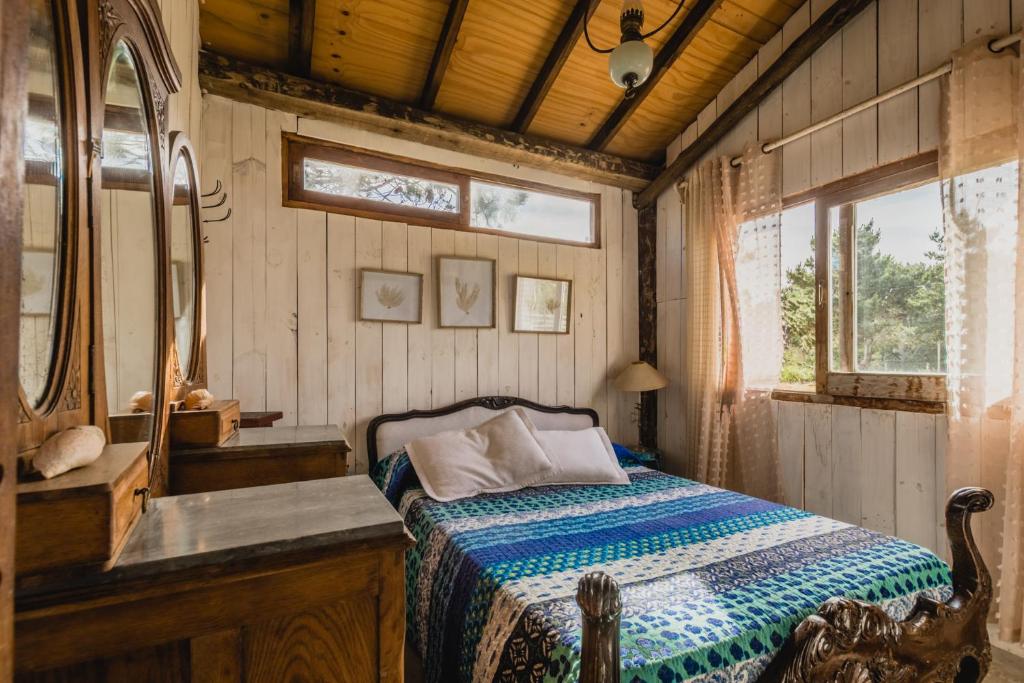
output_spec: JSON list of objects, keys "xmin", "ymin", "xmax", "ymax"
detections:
[
  {"xmin": 199, "ymin": 50, "xmax": 658, "ymax": 191},
  {"xmin": 512, "ymin": 0, "xmax": 599, "ymax": 133},
  {"xmin": 420, "ymin": 0, "xmax": 470, "ymax": 109},
  {"xmin": 288, "ymin": 0, "xmax": 317, "ymax": 76},
  {"xmin": 587, "ymin": 0, "xmax": 725, "ymax": 152},
  {"xmin": 635, "ymin": 0, "xmax": 874, "ymax": 208}
]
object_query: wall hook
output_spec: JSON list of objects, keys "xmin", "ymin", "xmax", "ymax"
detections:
[
  {"xmin": 202, "ymin": 207, "xmax": 232, "ymax": 223},
  {"xmin": 202, "ymin": 192, "xmax": 226, "ymax": 209},
  {"xmin": 201, "ymin": 179, "xmax": 222, "ymax": 197}
]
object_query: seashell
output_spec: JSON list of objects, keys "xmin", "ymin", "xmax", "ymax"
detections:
[
  {"xmin": 32, "ymin": 425, "xmax": 106, "ymax": 479},
  {"xmin": 130, "ymin": 390, "xmax": 153, "ymax": 413},
  {"xmin": 184, "ymin": 388, "xmax": 214, "ymax": 411}
]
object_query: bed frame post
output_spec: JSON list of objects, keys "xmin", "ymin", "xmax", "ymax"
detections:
[
  {"xmin": 576, "ymin": 572, "xmax": 621, "ymax": 683},
  {"xmin": 761, "ymin": 486, "xmax": 995, "ymax": 682}
]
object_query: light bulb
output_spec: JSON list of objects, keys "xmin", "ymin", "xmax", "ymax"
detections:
[{"xmin": 609, "ymin": 39, "xmax": 653, "ymax": 93}]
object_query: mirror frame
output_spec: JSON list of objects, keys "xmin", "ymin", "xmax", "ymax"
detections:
[
  {"xmin": 16, "ymin": 0, "xmax": 91, "ymax": 463},
  {"xmin": 166, "ymin": 132, "xmax": 206, "ymax": 400},
  {"xmin": 87, "ymin": 0, "xmax": 181, "ymax": 494}
]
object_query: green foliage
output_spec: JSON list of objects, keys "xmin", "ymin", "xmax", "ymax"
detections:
[
  {"xmin": 780, "ymin": 220, "xmax": 946, "ymax": 383},
  {"xmin": 472, "ymin": 187, "xmax": 529, "ymax": 227}
]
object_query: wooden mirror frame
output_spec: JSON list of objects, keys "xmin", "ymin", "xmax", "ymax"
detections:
[
  {"xmin": 86, "ymin": 0, "xmax": 181, "ymax": 495},
  {"xmin": 15, "ymin": 0, "xmax": 91, "ymax": 469},
  {"xmin": 166, "ymin": 132, "xmax": 207, "ymax": 401}
]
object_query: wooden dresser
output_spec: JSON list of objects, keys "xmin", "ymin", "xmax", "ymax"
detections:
[
  {"xmin": 169, "ymin": 425, "xmax": 350, "ymax": 494},
  {"xmin": 15, "ymin": 476, "xmax": 411, "ymax": 682}
]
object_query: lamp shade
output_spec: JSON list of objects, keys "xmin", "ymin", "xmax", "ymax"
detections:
[{"xmin": 614, "ymin": 361, "xmax": 668, "ymax": 392}]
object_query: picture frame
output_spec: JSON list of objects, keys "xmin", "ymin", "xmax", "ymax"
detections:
[
  {"xmin": 513, "ymin": 275, "xmax": 572, "ymax": 334},
  {"xmin": 359, "ymin": 269, "xmax": 424, "ymax": 323},
  {"xmin": 436, "ymin": 256, "xmax": 496, "ymax": 328}
]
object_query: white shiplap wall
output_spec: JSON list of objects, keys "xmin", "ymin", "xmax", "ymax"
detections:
[
  {"xmin": 200, "ymin": 95, "xmax": 640, "ymax": 473},
  {"xmin": 655, "ymin": 0, "xmax": 1022, "ymax": 557},
  {"xmin": 156, "ymin": 0, "xmax": 202, "ymax": 147}
]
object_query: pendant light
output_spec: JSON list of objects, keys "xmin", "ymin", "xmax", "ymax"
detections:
[{"xmin": 585, "ymin": 0, "xmax": 686, "ymax": 99}]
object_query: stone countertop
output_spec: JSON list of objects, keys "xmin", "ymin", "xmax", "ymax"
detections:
[
  {"xmin": 18, "ymin": 475, "xmax": 405, "ymax": 600},
  {"xmin": 170, "ymin": 424, "xmax": 350, "ymax": 459}
]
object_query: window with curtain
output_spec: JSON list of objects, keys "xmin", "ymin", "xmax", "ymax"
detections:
[{"xmin": 758, "ymin": 155, "xmax": 950, "ymax": 404}]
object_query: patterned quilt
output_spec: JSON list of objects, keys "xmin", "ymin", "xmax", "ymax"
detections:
[{"xmin": 372, "ymin": 448, "xmax": 952, "ymax": 683}]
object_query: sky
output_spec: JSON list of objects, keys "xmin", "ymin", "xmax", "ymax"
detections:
[{"xmin": 780, "ymin": 180, "xmax": 945, "ymax": 284}]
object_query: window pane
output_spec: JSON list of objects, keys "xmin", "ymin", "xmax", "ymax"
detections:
[
  {"xmin": 303, "ymin": 158, "xmax": 460, "ymax": 213},
  {"xmin": 780, "ymin": 202, "xmax": 816, "ymax": 385},
  {"xmin": 852, "ymin": 181, "xmax": 946, "ymax": 374},
  {"xmin": 470, "ymin": 181, "xmax": 593, "ymax": 243}
]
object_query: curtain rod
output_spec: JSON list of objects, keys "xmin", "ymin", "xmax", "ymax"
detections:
[{"xmin": 727, "ymin": 30, "xmax": 1024, "ymax": 168}]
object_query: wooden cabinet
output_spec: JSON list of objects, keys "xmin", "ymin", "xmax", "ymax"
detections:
[
  {"xmin": 15, "ymin": 476, "xmax": 411, "ymax": 682},
  {"xmin": 169, "ymin": 425, "xmax": 350, "ymax": 495}
]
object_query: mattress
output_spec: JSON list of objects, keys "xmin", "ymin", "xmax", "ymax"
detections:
[{"xmin": 372, "ymin": 450, "xmax": 952, "ymax": 683}]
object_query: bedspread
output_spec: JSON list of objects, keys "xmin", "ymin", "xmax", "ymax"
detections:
[{"xmin": 372, "ymin": 451, "xmax": 952, "ymax": 683}]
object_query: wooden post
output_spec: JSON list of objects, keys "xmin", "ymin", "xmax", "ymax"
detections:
[
  {"xmin": 576, "ymin": 572, "xmax": 621, "ymax": 683},
  {"xmin": 638, "ymin": 204, "xmax": 657, "ymax": 449}
]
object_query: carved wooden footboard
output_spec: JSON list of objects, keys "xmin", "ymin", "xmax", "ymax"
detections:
[{"xmin": 576, "ymin": 487, "xmax": 995, "ymax": 683}]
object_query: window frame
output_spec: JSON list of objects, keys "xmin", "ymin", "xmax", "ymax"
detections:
[
  {"xmin": 282, "ymin": 133, "xmax": 602, "ymax": 248},
  {"xmin": 780, "ymin": 151, "xmax": 947, "ymax": 405}
]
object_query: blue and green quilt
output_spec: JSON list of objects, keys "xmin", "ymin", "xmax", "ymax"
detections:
[{"xmin": 371, "ymin": 448, "xmax": 951, "ymax": 683}]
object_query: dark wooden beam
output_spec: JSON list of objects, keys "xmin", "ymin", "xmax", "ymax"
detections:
[
  {"xmin": 512, "ymin": 0, "xmax": 599, "ymax": 133},
  {"xmin": 288, "ymin": 0, "xmax": 317, "ymax": 77},
  {"xmin": 588, "ymin": 0, "xmax": 723, "ymax": 151},
  {"xmin": 420, "ymin": 0, "xmax": 470, "ymax": 110},
  {"xmin": 637, "ymin": 204, "xmax": 658, "ymax": 449},
  {"xmin": 635, "ymin": 0, "xmax": 874, "ymax": 208},
  {"xmin": 199, "ymin": 51, "xmax": 659, "ymax": 191}
]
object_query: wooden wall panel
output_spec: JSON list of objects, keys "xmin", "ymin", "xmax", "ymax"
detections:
[{"xmin": 200, "ymin": 96, "xmax": 640, "ymax": 472}]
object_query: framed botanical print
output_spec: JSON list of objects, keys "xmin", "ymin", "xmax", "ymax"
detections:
[
  {"xmin": 513, "ymin": 275, "xmax": 572, "ymax": 334},
  {"xmin": 359, "ymin": 269, "xmax": 424, "ymax": 323},
  {"xmin": 437, "ymin": 256, "xmax": 495, "ymax": 328}
]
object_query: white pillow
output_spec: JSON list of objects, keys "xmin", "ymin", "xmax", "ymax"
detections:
[
  {"xmin": 404, "ymin": 409, "xmax": 554, "ymax": 501},
  {"xmin": 533, "ymin": 427, "xmax": 630, "ymax": 486}
]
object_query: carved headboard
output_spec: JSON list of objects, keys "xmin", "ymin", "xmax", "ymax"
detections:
[{"xmin": 366, "ymin": 396, "xmax": 599, "ymax": 469}]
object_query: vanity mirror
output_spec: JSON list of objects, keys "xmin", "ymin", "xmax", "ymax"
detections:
[
  {"xmin": 21, "ymin": 0, "xmax": 67, "ymax": 409},
  {"xmin": 167, "ymin": 133, "xmax": 205, "ymax": 397},
  {"xmin": 16, "ymin": 0, "xmax": 90, "ymax": 460},
  {"xmin": 99, "ymin": 40, "xmax": 160, "ymax": 445}
]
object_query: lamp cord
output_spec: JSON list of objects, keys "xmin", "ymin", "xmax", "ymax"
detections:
[{"xmin": 583, "ymin": 0, "xmax": 688, "ymax": 53}]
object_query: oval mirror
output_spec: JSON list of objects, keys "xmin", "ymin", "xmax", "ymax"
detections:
[
  {"xmin": 169, "ymin": 142, "xmax": 198, "ymax": 376},
  {"xmin": 100, "ymin": 41, "xmax": 159, "ymax": 438},
  {"xmin": 19, "ymin": 0, "xmax": 66, "ymax": 409}
]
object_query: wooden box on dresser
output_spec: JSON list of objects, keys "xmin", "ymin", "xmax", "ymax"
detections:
[
  {"xmin": 14, "ymin": 476, "xmax": 412, "ymax": 682},
  {"xmin": 169, "ymin": 425, "xmax": 350, "ymax": 495}
]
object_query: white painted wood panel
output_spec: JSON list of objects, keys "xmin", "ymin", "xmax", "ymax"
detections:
[
  {"xmin": 296, "ymin": 210, "xmax": 328, "ymax": 426},
  {"xmin": 264, "ymin": 110, "xmax": 299, "ymax": 426},
  {"xmin": 804, "ymin": 404, "xmax": 833, "ymax": 516},
  {"xmin": 431, "ymin": 229, "xmax": 456, "ymax": 408},
  {"xmin": 830, "ymin": 405, "xmax": 862, "ymax": 524},
  {"xmin": 407, "ymin": 226, "xmax": 433, "ymax": 409},
  {"xmin": 896, "ymin": 412, "xmax": 938, "ymax": 550},
  {"xmin": 454, "ymin": 232, "xmax": 479, "ymax": 401},
  {"xmin": 354, "ymin": 218, "xmax": 384, "ymax": 473},
  {"xmin": 381, "ymin": 221, "xmax": 409, "ymax": 415},
  {"xmin": 878, "ymin": 0, "xmax": 919, "ymax": 164},
  {"xmin": 517, "ymin": 240, "xmax": 539, "ymax": 402},
  {"xmin": 777, "ymin": 400, "xmax": 805, "ymax": 508},
  {"xmin": 859, "ymin": 408, "xmax": 896, "ymax": 535},
  {"xmin": 326, "ymin": 214, "xmax": 356, "ymax": 456}
]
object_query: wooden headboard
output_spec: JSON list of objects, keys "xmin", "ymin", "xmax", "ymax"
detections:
[{"xmin": 366, "ymin": 396, "xmax": 599, "ymax": 469}]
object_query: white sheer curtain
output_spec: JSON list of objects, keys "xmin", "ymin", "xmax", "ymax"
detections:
[
  {"xmin": 680, "ymin": 145, "xmax": 783, "ymax": 501},
  {"xmin": 941, "ymin": 37, "xmax": 1024, "ymax": 645}
]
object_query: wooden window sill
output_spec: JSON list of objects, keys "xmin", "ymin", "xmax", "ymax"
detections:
[{"xmin": 770, "ymin": 388, "xmax": 946, "ymax": 414}]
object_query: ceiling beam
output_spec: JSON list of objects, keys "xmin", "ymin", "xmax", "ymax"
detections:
[
  {"xmin": 420, "ymin": 0, "xmax": 470, "ymax": 110},
  {"xmin": 288, "ymin": 0, "xmax": 317, "ymax": 77},
  {"xmin": 511, "ymin": 0, "xmax": 599, "ymax": 133},
  {"xmin": 635, "ymin": 0, "xmax": 874, "ymax": 208},
  {"xmin": 199, "ymin": 51, "xmax": 659, "ymax": 191},
  {"xmin": 587, "ymin": 0, "xmax": 723, "ymax": 151}
]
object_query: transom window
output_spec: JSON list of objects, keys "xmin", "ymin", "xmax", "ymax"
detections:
[
  {"xmin": 774, "ymin": 154, "xmax": 949, "ymax": 404},
  {"xmin": 284, "ymin": 134, "xmax": 599, "ymax": 246}
]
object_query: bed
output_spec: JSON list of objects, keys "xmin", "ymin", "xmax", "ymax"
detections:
[{"xmin": 367, "ymin": 397, "xmax": 994, "ymax": 683}]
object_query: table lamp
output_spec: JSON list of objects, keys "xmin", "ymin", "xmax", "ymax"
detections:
[{"xmin": 613, "ymin": 360, "xmax": 668, "ymax": 429}]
